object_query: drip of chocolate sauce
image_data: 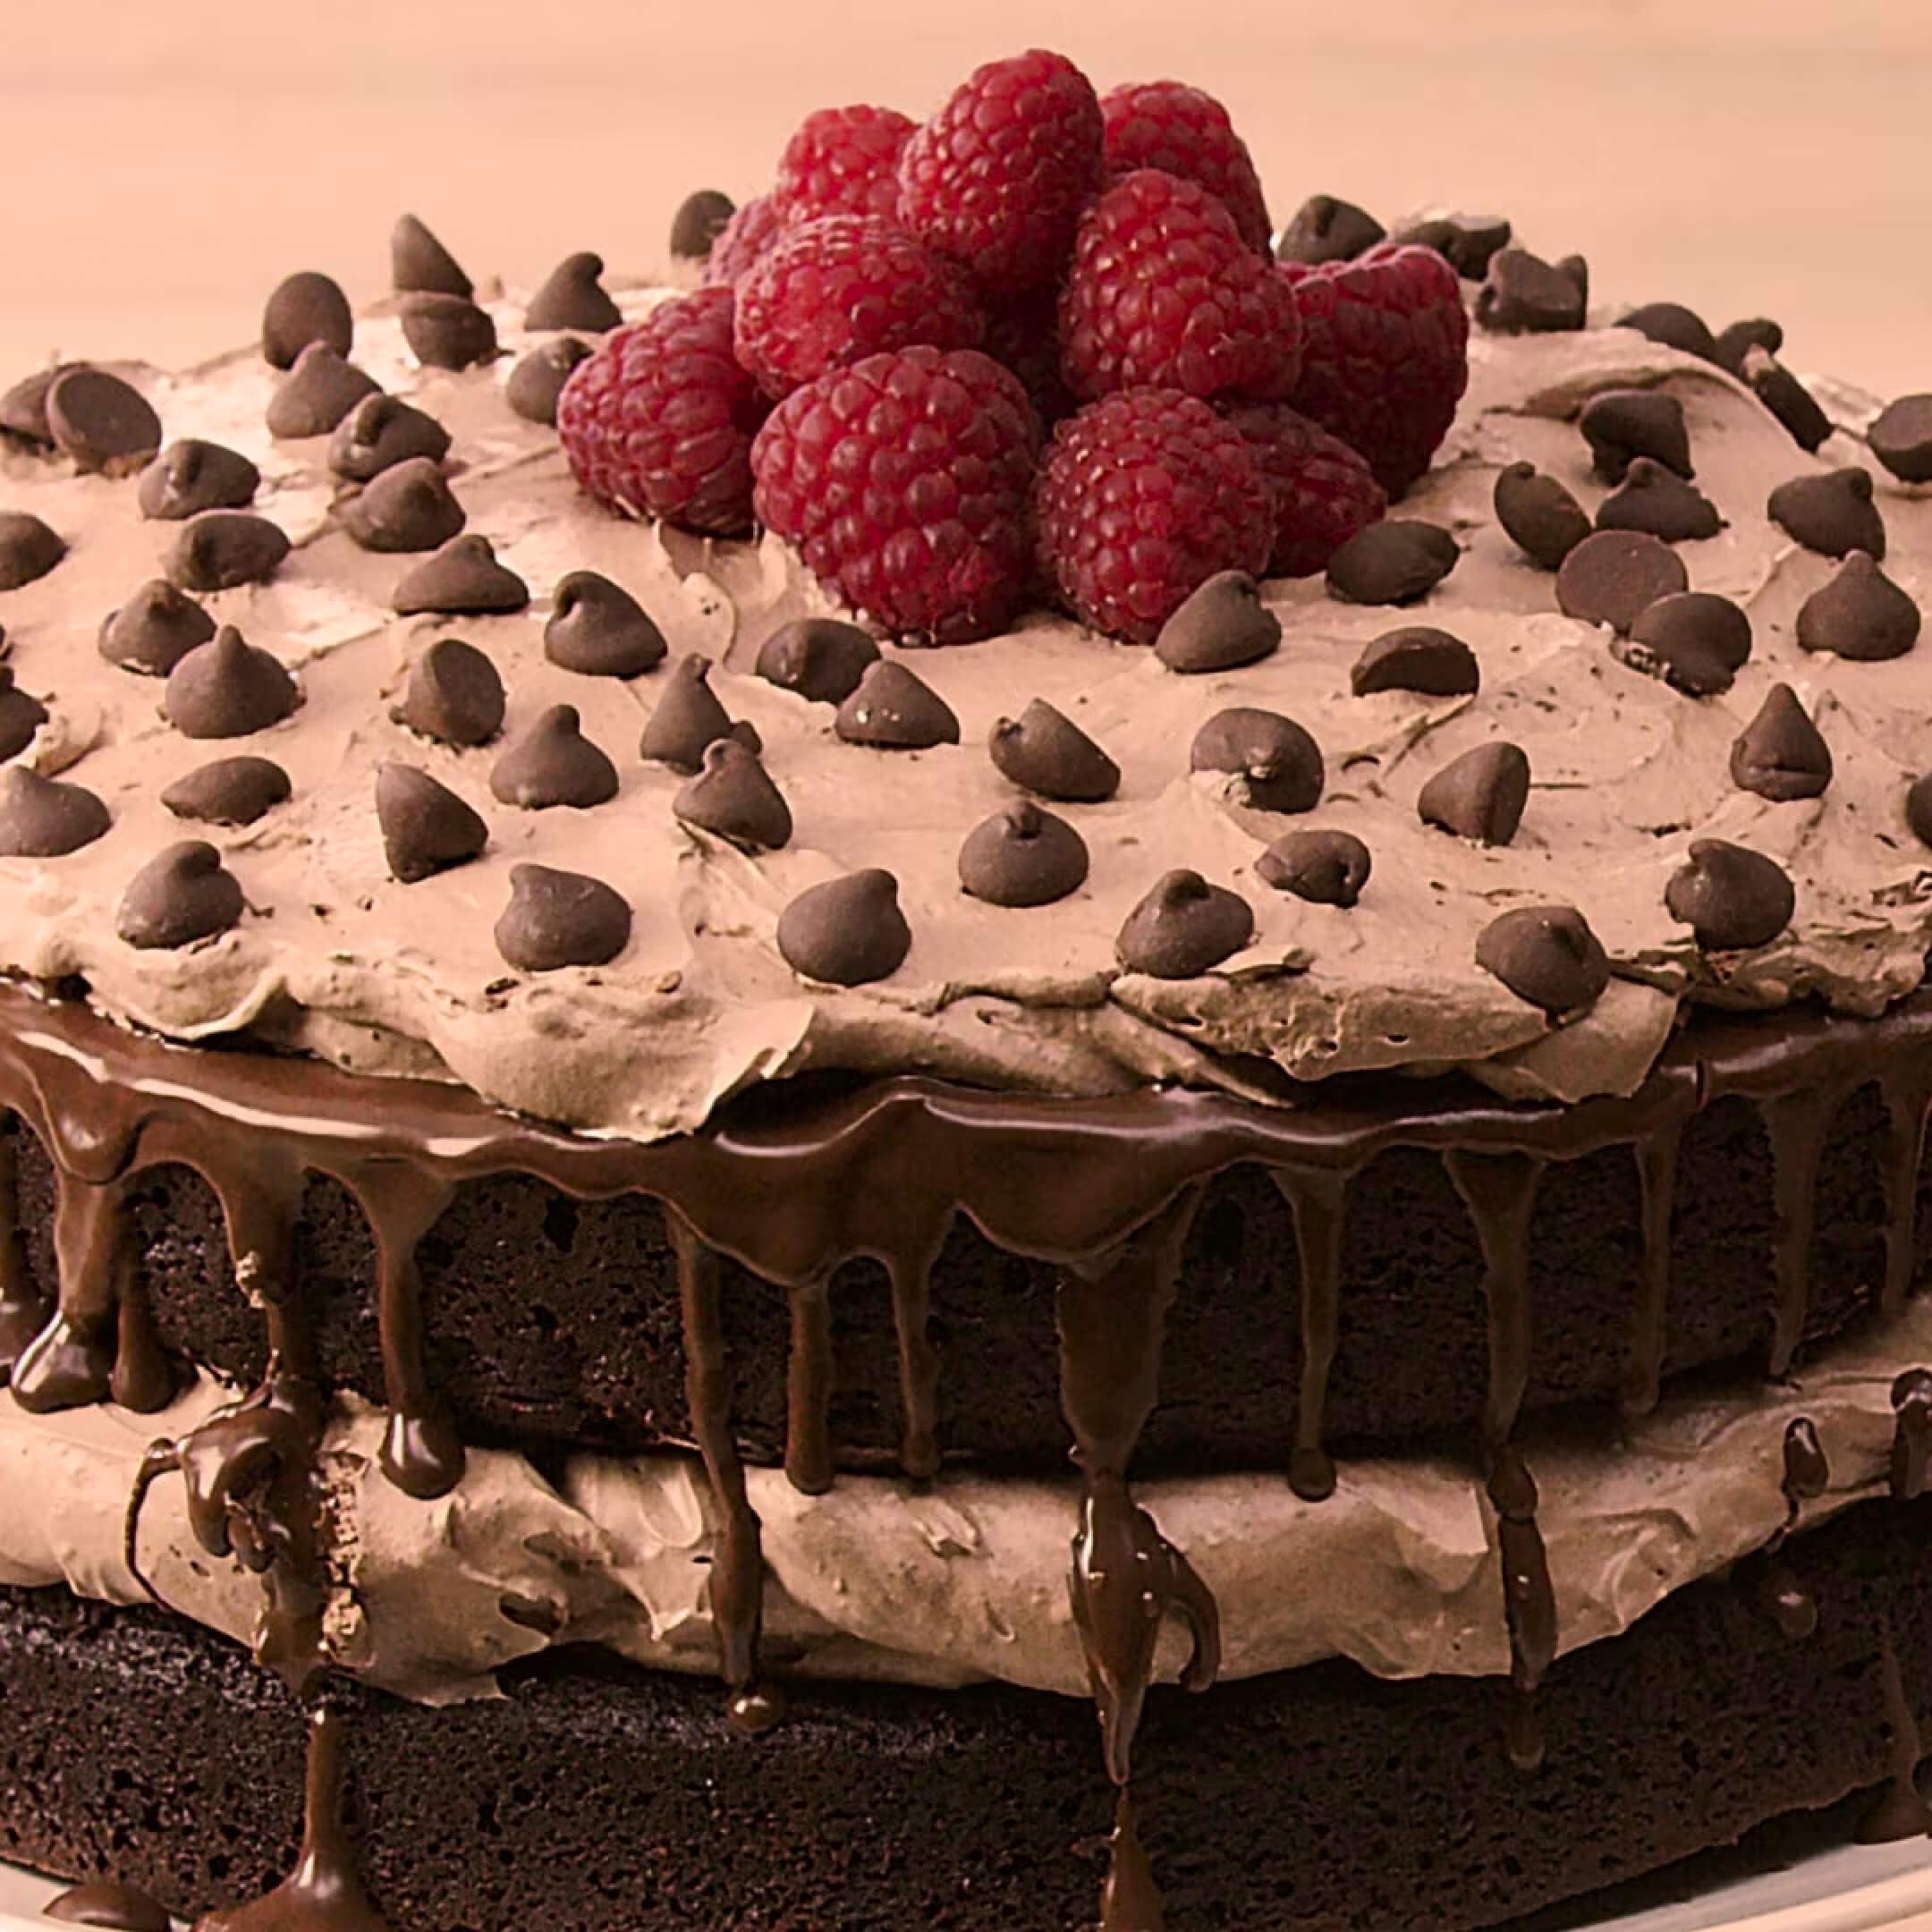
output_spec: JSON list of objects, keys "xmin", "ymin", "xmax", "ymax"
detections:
[
  {"xmin": 1098, "ymin": 1791, "xmax": 1165, "ymax": 1932},
  {"xmin": 1623, "ymin": 1123, "xmax": 1682, "ymax": 1414},
  {"xmin": 1891, "ymin": 1368, "xmax": 1932, "ymax": 1501},
  {"xmin": 1272, "ymin": 1170, "xmax": 1345, "ymax": 1503},
  {"xmin": 42, "ymin": 1881, "xmax": 172, "ymax": 1931},
  {"xmin": 1748, "ymin": 1416, "xmax": 1833, "ymax": 1640},
  {"xmin": 1855, "ymin": 1620, "xmax": 1932, "ymax": 1843}
]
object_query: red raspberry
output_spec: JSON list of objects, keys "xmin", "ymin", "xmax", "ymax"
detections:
[
  {"xmin": 1035, "ymin": 388, "xmax": 1273, "ymax": 642},
  {"xmin": 557, "ymin": 289, "xmax": 769, "ymax": 536},
  {"xmin": 1100, "ymin": 80, "xmax": 1271, "ymax": 252},
  {"xmin": 733, "ymin": 216, "xmax": 985, "ymax": 401},
  {"xmin": 771, "ymin": 105, "xmax": 916, "ymax": 225},
  {"xmin": 895, "ymin": 49, "xmax": 1103, "ymax": 289},
  {"xmin": 1222, "ymin": 401, "xmax": 1388, "ymax": 577},
  {"xmin": 703, "ymin": 194, "xmax": 783, "ymax": 287},
  {"xmin": 1058, "ymin": 170, "xmax": 1301, "ymax": 405},
  {"xmin": 750, "ymin": 347, "xmax": 1040, "ymax": 645},
  {"xmin": 1279, "ymin": 242, "xmax": 1470, "ymax": 498}
]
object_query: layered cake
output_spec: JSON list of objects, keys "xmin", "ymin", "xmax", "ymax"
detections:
[{"xmin": 4, "ymin": 45, "xmax": 1932, "ymax": 1931}]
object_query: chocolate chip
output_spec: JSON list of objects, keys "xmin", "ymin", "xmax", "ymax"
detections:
[
  {"xmin": 1869, "ymin": 394, "xmax": 1932, "ymax": 486},
  {"xmin": 116, "ymin": 841, "xmax": 243, "ymax": 950},
  {"xmin": 1907, "ymin": 773, "xmax": 1932, "ymax": 848},
  {"xmin": 0, "ymin": 766, "xmax": 109, "ymax": 856},
  {"xmin": 1351, "ymin": 626, "xmax": 1479, "ymax": 697},
  {"xmin": 137, "ymin": 440, "xmax": 260, "ymax": 521},
  {"xmin": 1326, "ymin": 521, "xmax": 1458, "ymax": 605},
  {"xmin": 777, "ymin": 869, "xmax": 911, "ymax": 985},
  {"xmin": 495, "ymin": 863, "xmax": 631, "ymax": 970},
  {"xmin": 0, "ymin": 669, "xmax": 47, "ymax": 760},
  {"xmin": 377, "ymin": 763, "xmax": 487, "ymax": 883},
  {"xmin": 46, "ymin": 369, "xmax": 161, "ymax": 474},
  {"xmin": 1256, "ymin": 827, "xmax": 1372, "ymax": 907},
  {"xmin": 163, "ymin": 512, "xmax": 290, "ymax": 593},
  {"xmin": 342, "ymin": 457, "xmax": 467, "ymax": 554},
  {"xmin": 489, "ymin": 705, "xmax": 618, "ymax": 810},
  {"xmin": 164, "ymin": 625, "xmax": 299, "ymax": 739},
  {"xmin": 1493, "ymin": 462, "xmax": 1590, "ymax": 570},
  {"xmin": 1476, "ymin": 250, "xmax": 1586, "ymax": 334},
  {"xmin": 1555, "ymin": 529, "xmax": 1689, "ymax": 633},
  {"xmin": 506, "ymin": 337, "xmax": 594, "ymax": 427},
  {"xmin": 1618, "ymin": 302, "xmax": 1718, "ymax": 362},
  {"xmin": 0, "ymin": 364, "xmax": 82, "ymax": 446},
  {"xmin": 1190, "ymin": 707, "xmax": 1325, "ymax": 813},
  {"xmin": 1622, "ymin": 591, "xmax": 1752, "ymax": 696},
  {"xmin": 1275, "ymin": 195, "xmax": 1385, "ymax": 266},
  {"xmin": 327, "ymin": 394, "xmax": 452, "ymax": 483},
  {"xmin": 395, "ymin": 637, "xmax": 505, "ymax": 746},
  {"xmin": 1554, "ymin": 254, "xmax": 1590, "ymax": 309},
  {"xmin": 1741, "ymin": 347, "xmax": 1831, "ymax": 453},
  {"xmin": 1418, "ymin": 741, "xmax": 1530, "ymax": 844},
  {"xmin": 1580, "ymin": 390, "xmax": 1692, "ymax": 484},
  {"xmin": 835, "ymin": 660, "xmax": 961, "ymax": 750},
  {"xmin": 1713, "ymin": 318, "xmax": 1782, "ymax": 377},
  {"xmin": 1475, "ymin": 904, "xmax": 1608, "ymax": 1015},
  {"xmin": 526, "ymin": 252, "xmax": 623, "ymax": 333},
  {"xmin": 261, "ymin": 271, "xmax": 353, "ymax": 370},
  {"xmin": 392, "ymin": 213, "xmax": 473, "ymax": 300},
  {"xmin": 671, "ymin": 738, "xmax": 792, "ymax": 852},
  {"xmin": 987, "ymin": 699, "xmax": 1120, "ymax": 803},
  {"xmin": 401, "ymin": 292, "xmax": 498, "ymax": 371},
  {"xmin": 392, "ymin": 535, "xmax": 530, "ymax": 615},
  {"xmin": 1768, "ymin": 467, "xmax": 1886, "ymax": 561},
  {"xmin": 1155, "ymin": 571, "xmax": 1280, "ymax": 672},
  {"xmin": 1595, "ymin": 458, "xmax": 1723, "ymax": 542},
  {"xmin": 0, "ymin": 513, "xmax": 64, "ymax": 589},
  {"xmin": 640, "ymin": 655, "xmax": 746, "ymax": 771},
  {"xmin": 671, "ymin": 190, "xmax": 737, "ymax": 264},
  {"xmin": 1665, "ymin": 839, "xmax": 1795, "ymax": 951},
  {"xmin": 957, "ymin": 801, "xmax": 1089, "ymax": 907},
  {"xmin": 1391, "ymin": 213, "xmax": 1511, "ymax": 279},
  {"xmin": 266, "ymin": 343, "xmax": 380, "ymax": 438},
  {"xmin": 1795, "ymin": 551, "xmax": 1919, "ymax": 662},
  {"xmin": 755, "ymin": 617, "xmax": 878, "ymax": 703},
  {"xmin": 1115, "ymin": 869, "xmax": 1252, "ymax": 978},
  {"xmin": 98, "ymin": 580, "xmax": 216, "ymax": 675},
  {"xmin": 161, "ymin": 755, "xmax": 292, "ymax": 827},
  {"xmin": 1731, "ymin": 683, "xmax": 1832, "ymax": 801},
  {"xmin": 546, "ymin": 571, "xmax": 666, "ymax": 677}
]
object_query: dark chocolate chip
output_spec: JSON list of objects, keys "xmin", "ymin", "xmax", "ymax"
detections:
[
  {"xmin": 342, "ymin": 456, "xmax": 467, "ymax": 554},
  {"xmin": 115, "ymin": 841, "xmax": 243, "ymax": 950},
  {"xmin": 137, "ymin": 440, "xmax": 260, "ymax": 521},
  {"xmin": 495, "ymin": 863, "xmax": 631, "ymax": 970},
  {"xmin": 1869, "ymin": 394, "xmax": 1932, "ymax": 486},
  {"xmin": 1275, "ymin": 195, "xmax": 1385, "ymax": 266},
  {"xmin": 0, "ymin": 668, "xmax": 47, "ymax": 759},
  {"xmin": 755, "ymin": 617, "xmax": 878, "ymax": 704},
  {"xmin": 392, "ymin": 214, "xmax": 473, "ymax": 300},
  {"xmin": 1618, "ymin": 302, "xmax": 1718, "ymax": 363},
  {"xmin": 777, "ymin": 869, "xmax": 911, "ymax": 985},
  {"xmin": 327, "ymin": 394, "xmax": 453, "ymax": 483},
  {"xmin": 1555, "ymin": 528, "xmax": 1689, "ymax": 633},
  {"xmin": 1767, "ymin": 467, "xmax": 1886, "ymax": 561},
  {"xmin": 1418, "ymin": 741, "xmax": 1530, "ymax": 844},
  {"xmin": 673, "ymin": 739, "xmax": 792, "ymax": 852},
  {"xmin": 1795, "ymin": 551, "xmax": 1919, "ymax": 662},
  {"xmin": 671, "ymin": 190, "xmax": 737, "ymax": 264},
  {"xmin": 1665, "ymin": 838, "xmax": 1795, "ymax": 951},
  {"xmin": 1493, "ymin": 462, "xmax": 1590, "ymax": 570},
  {"xmin": 1475, "ymin": 904, "xmax": 1608, "ymax": 1015},
  {"xmin": 261, "ymin": 271, "xmax": 353, "ymax": 370},
  {"xmin": 394, "ymin": 637, "xmax": 505, "ymax": 746},
  {"xmin": 1476, "ymin": 250, "xmax": 1586, "ymax": 334},
  {"xmin": 1256, "ymin": 827, "xmax": 1372, "ymax": 907},
  {"xmin": 526, "ymin": 252, "xmax": 623, "ymax": 333},
  {"xmin": 1906, "ymin": 773, "xmax": 1932, "ymax": 848},
  {"xmin": 164, "ymin": 625, "xmax": 299, "ymax": 739},
  {"xmin": 0, "ymin": 766, "xmax": 109, "ymax": 856},
  {"xmin": 0, "ymin": 364, "xmax": 83, "ymax": 446},
  {"xmin": 640, "ymin": 654, "xmax": 744, "ymax": 772},
  {"xmin": 163, "ymin": 512, "xmax": 290, "ymax": 593},
  {"xmin": 987, "ymin": 699, "xmax": 1120, "ymax": 804},
  {"xmin": 1623, "ymin": 591, "xmax": 1753, "ymax": 696},
  {"xmin": 376, "ymin": 763, "xmax": 487, "ymax": 883},
  {"xmin": 835, "ymin": 660, "xmax": 961, "ymax": 750},
  {"xmin": 1741, "ymin": 347, "xmax": 1831, "ymax": 453},
  {"xmin": 546, "ymin": 571, "xmax": 666, "ymax": 678},
  {"xmin": 98, "ymin": 580, "xmax": 216, "ymax": 675},
  {"xmin": 401, "ymin": 292, "xmax": 498, "ymax": 372},
  {"xmin": 1713, "ymin": 318, "xmax": 1782, "ymax": 377},
  {"xmin": 1554, "ymin": 254, "xmax": 1590, "ymax": 309},
  {"xmin": 1580, "ymin": 390, "xmax": 1692, "ymax": 484},
  {"xmin": 46, "ymin": 369, "xmax": 161, "ymax": 475},
  {"xmin": 1115, "ymin": 869, "xmax": 1253, "ymax": 978},
  {"xmin": 489, "ymin": 705, "xmax": 617, "ymax": 809},
  {"xmin": 1155, "ymin": 571, "xmax": 1280, "ymax": 672},
  {"xmin": 957, "ymin": 800, "xmax": 1089, "ymax": 907},
  {"xmin": 1594, "ymin": 458, "xmax": 1723, "ymax": 542},
  {"xmin": 1731, "ymin": 683, "xmax": 1832, "ymax": 801},
  {"xmin": 162, "ymin": 755, "xmax": 291, "ymax": 827},
  {"xmin": 1190, "ymin": 707, "xmax": 1325, "ymax": 813},
  {"xmin": 0, "ymin": 513, "xmax": 64, "ymax": 589},
  {"xmin": 266, "ymin": 343, "xmax": 380, "ymax": 438},
  {"xmin": 1391, "ymin": 213, "xmax": 1511, "ymax": 280},
  {"xmin": 1326, "ymin": 521, "xmax": 1458, "ymax": 605},
  {"xmin": 1351, "ymin": 626, "xmax": 1479, "ymax": 697},
  {"xmin": 392, "ymin": 535, "xmax": 530, "ymax": 615},
  {"xmin": 506, "ymin": 337, "xmax": 594, "ymax": 427}
]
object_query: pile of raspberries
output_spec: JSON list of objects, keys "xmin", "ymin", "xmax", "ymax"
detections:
[{"xmin": 557, "ymin": 50, "xmax": 1469, "ymax": 647}]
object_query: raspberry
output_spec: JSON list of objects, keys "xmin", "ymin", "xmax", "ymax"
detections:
[
  {"xmin": 1279, "ymin": 242, "xmax": 1470, "ymax": 498},
  {"xmin": 733, "ymin": 216, "xmax": 985, "ymax": 400},
  {"xmin": 771, "ymin": 105, "xmax": 916, "ymax": 225},
  {"xmin": 895, "ymin": 49, "xmax": 1103, "ymax": 289},
  {"xmin": 557, "ymin": 289, "xmax": 769, "ymax": 536},
  {"xmin": 702, "ymin": 194, "xmax": 783, "ymax": 287},
  {"xmin": 1100, "ymin": 80, "xmax": 1271, "ymax": 252},
  {"xmin": 750, "ymin": 347, "xmax": 1040, "ymax": 644},
  {"xmin": 1222, "ymin": 401, "xmax": 1388, "ymax": 576},
  {"xmin": 1035, "ymin": 388, "xmax": 1273, "ymax": 642},
  {"xmin": 1059, "ymin": 170, "xmax": 1301, "ymax": 405}
]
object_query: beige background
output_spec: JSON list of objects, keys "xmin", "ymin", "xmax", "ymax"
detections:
[{"xmin": 1, "ymin": 0, "xmax": 1928, "ymax": 400}]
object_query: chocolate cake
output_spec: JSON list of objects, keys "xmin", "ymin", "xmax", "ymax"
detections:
[{"xmin": 4, "ymin": 47, "xmax": 1932, "ymax": 1932}]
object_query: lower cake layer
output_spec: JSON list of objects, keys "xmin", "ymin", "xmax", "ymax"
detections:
[{"xmin": 4, "ymin": 1498, "xmax": 1931, "ymax": 1932}]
